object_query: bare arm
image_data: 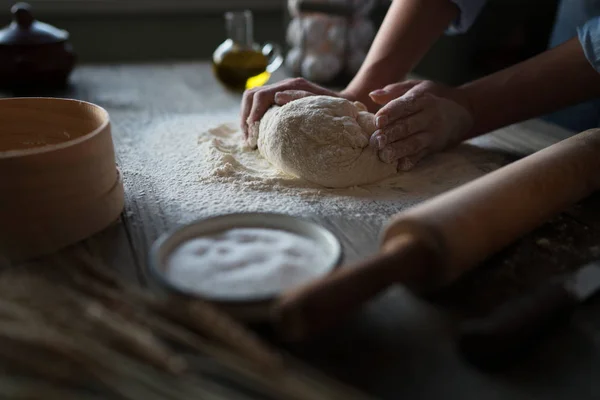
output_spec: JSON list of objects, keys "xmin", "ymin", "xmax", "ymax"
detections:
[
  {"xmin": 462, "ymin": 37, "xmax": 600, "ymax": 137},
  {"xmin": 341, "ymin": 0, "xmax": 459, "ymax": 110},
  {"xmin": 366, "ymin": 28, "xmax": 600, "ymax": 170},
  {"xmin": 241, "ymin": 0, "xmax": 462, "ymax": 137}
]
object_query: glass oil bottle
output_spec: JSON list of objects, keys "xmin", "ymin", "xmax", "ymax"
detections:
[{"xmin": 213, "ymin": 10, "xmax": 283, "ymax": 92}]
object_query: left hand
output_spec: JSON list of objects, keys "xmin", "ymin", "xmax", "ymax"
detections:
[
  {"xmin": 368, "ymin": 80, "xmax": 474, "ymax": 171},
  {"xmin": 240, "ymin": 77, "xmax": 341, "ymax": 145}
]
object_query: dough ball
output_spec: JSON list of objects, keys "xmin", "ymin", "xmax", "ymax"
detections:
[
  {"xmin": 301, "ymin": 53, "xmax": 342, "ymax": 83},
  {"xmin": 255, "ymin": 96, "xmax": 397, "ymax": 188}
]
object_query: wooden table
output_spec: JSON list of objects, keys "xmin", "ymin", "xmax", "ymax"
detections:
[{"xmin": 6, "ymin": 62, "xmax": 600, "ymax": 400}]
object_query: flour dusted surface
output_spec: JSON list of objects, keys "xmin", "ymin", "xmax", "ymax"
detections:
[{"xmin": 115, "ymin": 110, "xmax": 506, "ymax": 231}]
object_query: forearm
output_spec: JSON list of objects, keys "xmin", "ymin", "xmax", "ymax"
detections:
[
  {"xmin": 341, "ymin": 0, "xmax": 458, "ymax": 110},
  {"xmin": 462, "ymin": 37, "xmax": 600, "ymax": 137}
]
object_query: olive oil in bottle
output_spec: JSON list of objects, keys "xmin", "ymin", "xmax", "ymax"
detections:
[
  {"xmin": 213, "ymin": 42, "xmax": 270, "ymax": 92},
  {"xmin": 212, "ymin": 10, "xmax": 282, "ymax": 92}
]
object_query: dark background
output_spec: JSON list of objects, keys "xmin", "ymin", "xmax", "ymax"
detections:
[{"xmin": 0, "ymin": 0, "xmax": 562, "ymax": 85}]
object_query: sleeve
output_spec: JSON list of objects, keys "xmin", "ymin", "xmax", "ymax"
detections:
[
  {"xmin": 446, "ymin": 0, "xmax": 489, "ymax": 35},
  {"xmin": 578, "ymin": 16, "xmax": 600, "ymax": 73}
]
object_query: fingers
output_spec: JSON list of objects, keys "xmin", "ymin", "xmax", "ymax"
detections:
[
  {"xmin": 373, "ymin": 80, "xmax": 438, "ymax": 130},
  {"xmin": 369, "ymin": 80, "xmax": 420, "ymax": 105},
  {"xmin": 247, "ymin": 88, "xmax": 280, "ymax": 130},
  {"xmin": 374, "ymin": 94, "xmax": 433, "ymax": 131},
  {"xmin": 240, "ymin": 88, "xmax": 257, "ymax": 138},
  {"xmin": 240, "ymin": 77, "xmax": 338, "ymax": 138},
  {"xmin": 369, "ymin": 109, "xmax": 432, "ymax": 149},
  {"xmin": 378, "ymin": 131, "xmax": 434, "ymax": 164},
  {"xmin": 274, "ymin": 90, "xmax": 315, "ymax": 105}
]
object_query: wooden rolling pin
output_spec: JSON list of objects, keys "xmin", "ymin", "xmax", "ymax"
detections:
[{"xmin": 273, "ymin": 128, "xmax": 600, "ymax": 341}]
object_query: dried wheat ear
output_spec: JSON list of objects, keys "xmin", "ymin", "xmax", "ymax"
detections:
[{"xmin": 0, "ymin": 249, "xmax": 373, "ymax": 400}]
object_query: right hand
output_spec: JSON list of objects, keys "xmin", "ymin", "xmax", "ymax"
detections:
[
  {"xmin": 368, "ymin": 80, "xmax": 474, "ymax": 171},
  {"xmin": 241, "ymin": 77, "xmax": 341, "ymax": 145}
]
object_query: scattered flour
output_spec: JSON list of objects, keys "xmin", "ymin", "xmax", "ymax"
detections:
[
  {"xmin": 196, "ymin": 119, "xmax": 506, "ymax": 200},
  {"xmin": 115, "ymin": 111, "xmax": 507, "ymax": 227}
]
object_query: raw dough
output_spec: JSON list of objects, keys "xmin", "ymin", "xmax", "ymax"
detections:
[{"xmin": 250, "ymin": 95, "xmax": 397, "ymax": 188}]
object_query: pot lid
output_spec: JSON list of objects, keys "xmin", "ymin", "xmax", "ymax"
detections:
[{"xmin": 0, "ymin": 2, "xmax": 69, "ymax": 46}]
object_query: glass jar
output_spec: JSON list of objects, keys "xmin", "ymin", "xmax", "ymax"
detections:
[
  {"xmin": 283, "ymin": 0, "xmax": 389, "ymax": 87},
  {"xmin": 213, "ymin": 10, "xmax": 283, "ymax": 92}
]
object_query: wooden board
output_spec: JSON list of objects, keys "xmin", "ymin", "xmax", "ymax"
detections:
[{"xmin": 2, "ymin": 62, "xmax": 600, "ymax": 400}]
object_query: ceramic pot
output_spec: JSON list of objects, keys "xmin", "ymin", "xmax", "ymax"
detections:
[{"xmin": 0, "ymin": 2, "xmax": 77, "ymax": 89}]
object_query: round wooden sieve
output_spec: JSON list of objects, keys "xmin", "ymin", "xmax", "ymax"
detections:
[{"xmin": 0, "ymin": 98, "xmax": 124, "ymax": 263}]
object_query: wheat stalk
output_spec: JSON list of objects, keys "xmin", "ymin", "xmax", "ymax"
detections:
[{"xmin": 0, "ymin": 252, "xmax": 375, "ymax": 400}]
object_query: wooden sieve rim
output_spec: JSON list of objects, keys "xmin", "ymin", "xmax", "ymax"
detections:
[{"xmin": 0, "ymin": 97, "xmax": 110, "ymax": 160}]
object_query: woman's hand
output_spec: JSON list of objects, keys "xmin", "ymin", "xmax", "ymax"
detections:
[
  {"xmin": 369, "ymin": 80, "xmax": 474, "ymax": 171},
  {"xmin": 241, "ymin": 78, "xmax": 342, "ymax": 144}
]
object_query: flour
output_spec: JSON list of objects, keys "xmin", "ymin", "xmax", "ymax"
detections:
[
  {"xmin": 115, "ymin": 110, "xmax": 506, "ymax": 229},
  {"xmin": 198, "ymin": 119, "xmax": 505, "ymax": 199},
  {"xmin": 165, "ymin": 227, "xmax": 333, "ymax": 300}
]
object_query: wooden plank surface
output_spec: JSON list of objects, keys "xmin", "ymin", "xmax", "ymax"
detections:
[{"xmin": 4, "ymin": 62, "xmax": 600, "ymax": 399}]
